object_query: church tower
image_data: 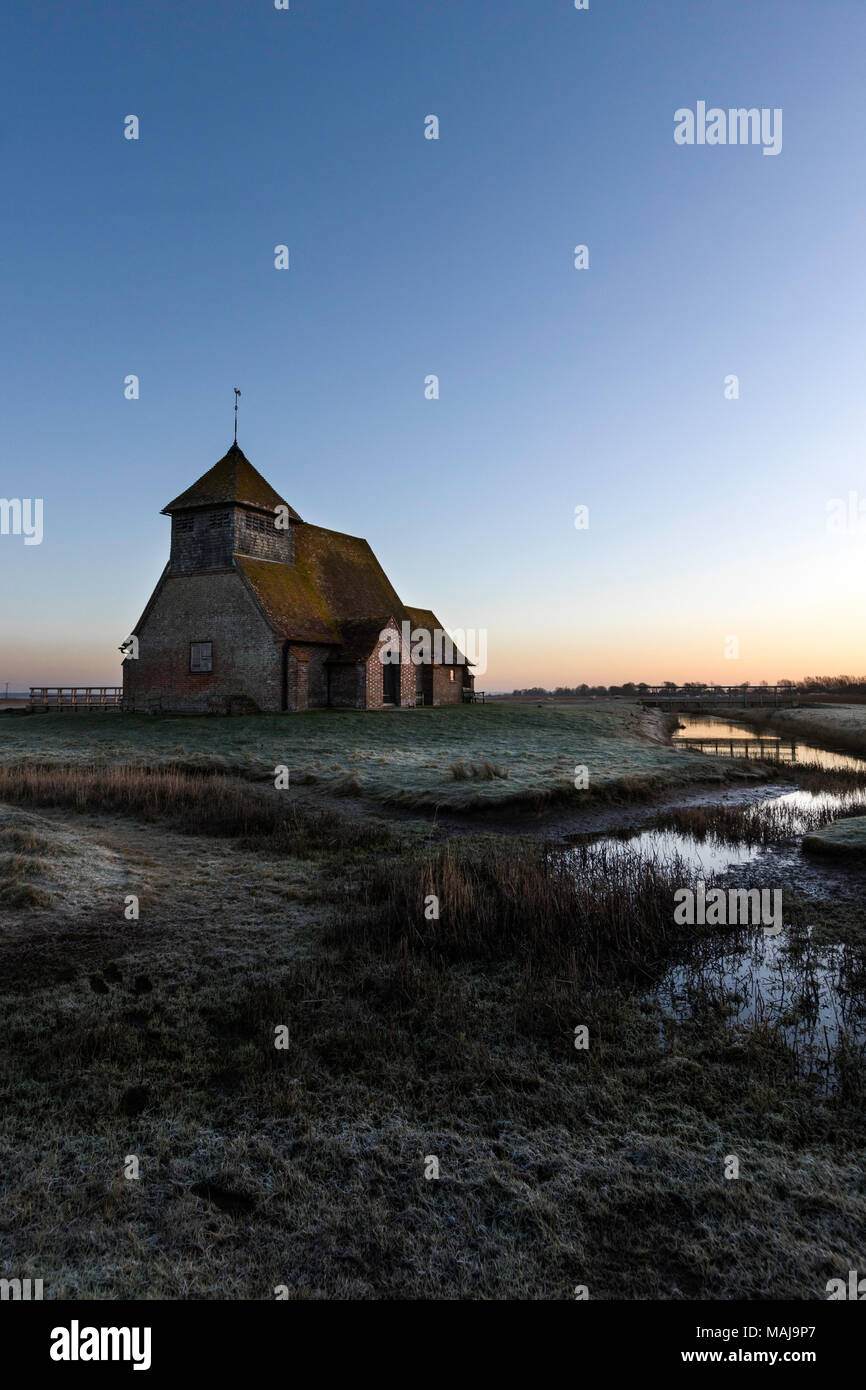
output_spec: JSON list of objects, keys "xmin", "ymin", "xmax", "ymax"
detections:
[{"xmin": 161, "ymin": 442, "xmax": 303, "ymax": 572}]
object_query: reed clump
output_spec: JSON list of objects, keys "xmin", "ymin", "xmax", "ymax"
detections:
[
  {"xmin": 652, "ymin": 796, "xmax": 866, "ymax": 848},
  {"xmin": 449, "ymin": 759, "xmax": 509, "ymax": 781},
  {"xmin": 330, "ymin": 836, "xmax": 694, "ymax": 995}
]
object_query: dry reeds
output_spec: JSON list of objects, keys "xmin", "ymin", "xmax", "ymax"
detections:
[
  {"xmin": 331, "ymin": 836, "xmax": 694, "ymax": 992},
  {"xmin": 652, "ymin": 795, "xmax": 866, "ymax": 847},
  {"xmin": 0, "ymin": 762, "xmax": 398, "ymax": 858}
]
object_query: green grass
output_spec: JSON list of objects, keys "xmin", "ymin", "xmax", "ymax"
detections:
[{"xmin": 0, "ymin": 702, "xmax": 756, "ymax": 811}]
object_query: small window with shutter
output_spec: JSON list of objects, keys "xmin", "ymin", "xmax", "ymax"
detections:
[{"xmin": 190, "ymin": 642, "xmax": 213, "ymax": 673}]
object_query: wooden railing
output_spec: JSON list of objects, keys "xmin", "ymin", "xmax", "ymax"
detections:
[
  {"xmin": 29, "ymin": 687, "xmax": 123, "ymax": 711},
  {"xmin": 675, "ymin": 735, "xmax": 796, "ymax": 760},
  {"xmin": 641, "ymin": 685, "xmax": 797, "ymax": 708}
]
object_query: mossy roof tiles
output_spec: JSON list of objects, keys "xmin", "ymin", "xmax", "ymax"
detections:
[{"xmin": 163, "ymin": 443, "xmax": 301, "ymax": 519}]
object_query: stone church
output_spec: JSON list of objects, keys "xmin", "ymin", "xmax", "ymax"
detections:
[{"xmin": 122, "ymin": 443, "xmax": 474, "ymax": 713}]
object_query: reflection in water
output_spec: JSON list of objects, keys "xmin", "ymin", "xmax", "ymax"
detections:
[
  {"xmin": 579, "ymin": 827, "xmax": 759, "ymax": 876},
  {"xmin": 672, "ymin": 713, "xmax": 866, "ymax": 772},
  {"xmin": 569, "ymin": 833, "xmax": 866, "ymax": 1083},
  {"xmin": 561, "ymin": 714, "xmax": 866, "ymax": 1084},
  {"xmin": 657, "ymin": 931, "xmax": 865, "ymax": 1084},
  {"xmin": 772, "ymin": 786, "xmax": 866, "ymax": 826},
  {"xmin": 572, "ymin": 761, "xmax": 866, "ymax": 1084}
]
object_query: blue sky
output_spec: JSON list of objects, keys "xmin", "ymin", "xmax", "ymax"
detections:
[{"xmin": 3, "ymin": 0, "xmax": 865, "ymax": 689}]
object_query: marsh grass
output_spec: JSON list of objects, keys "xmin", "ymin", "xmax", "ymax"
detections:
[
  {"xmin": 0, "ymin": 879, "xmax": 55, "ymax": 908},
  {"xmin": 0, "ymin": 823, "xmax": 65, "ymax": 854},
  {"xmin": 3, "ymin": 837, "xmax": 864, "ymax": 1298},
  {"xmin": 0, "ymin": 762, "xmax": 400, "ymax": 861},
  {"xmin": 650, "ymin": 792, "xmax": 866, "ymax": 848},
  {"xmin": 0, "ymin": 850, "xmax": 54, "ymax": 878},
  {"xmin": 332, "ymin": 836, "xmax": 713, "ymax": 1003},
  {"xmin": 0, "ymin": 702, "xmax": 752, "ymax": 810},
  {"xmin": 449, "ymin": 759, "xmax": 509, "ymax": 781},
  {"xmin": 0, "ymin": 762, "xmax": 272, "ymax": 833},
  {"xmin": 776, "ymin": 760, "xmax": 866, "ymax": 792},
  {"xmin": 0, "ymin": 819, "xmax": 61, "ymax": 907},
  {"xmin": 2, "ymin": 720, "xmax": 866, "ymax": 1297},
  {"xmin": 653, "ymin": 800, "xmax": 860, "ymax": 847}
]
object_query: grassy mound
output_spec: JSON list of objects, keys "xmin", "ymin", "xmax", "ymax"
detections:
[{"xmin": 803, "ymin": 815, "xmax": 866, "ymax": 858}]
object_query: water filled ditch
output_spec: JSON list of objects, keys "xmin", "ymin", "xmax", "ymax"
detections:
[
  {"xmin": 671, "ymin": 712, "xmax": 866, "ymax": 772},
  {"xmin": 586, "ymin": 711, "xmax": 866, "ymax": 875},
  {"xmin": 575, "ymin": 713, "xmax": 866, "ymax": 1080}
]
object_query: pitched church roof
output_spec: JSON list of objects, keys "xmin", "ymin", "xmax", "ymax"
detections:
[
  {"xmin": 405, "ymin": 605, "xmax": 440, "ymax": 633},
  {"xmin": 162, "ymin": 442, "xmax": 302, "ymax": 520},
  {"xmin": 235, "ymin": 555, "xmax": 341, "ymax": 645},
  {"xmin": 237, "ymin": 521, "xmax": 409, "ymax": 653},
  {"xmin": 295, "ymin": 524, "xmax": 407, "ymax": 625},
  {"xmin": 406, "ymin": 606, "xmax": 469, "ymax": 666}
]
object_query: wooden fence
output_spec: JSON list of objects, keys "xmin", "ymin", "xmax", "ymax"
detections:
[
  {"xmin": 29, "ymin": 687, "xmax": 123, "ymax": 712},
  {"xmin": 675, "ymin": 735, "xmax": 796, "ymax": 761},
  {"xmin": 641, "ymin": 685, "xmax": 798, "ymax": 710}
]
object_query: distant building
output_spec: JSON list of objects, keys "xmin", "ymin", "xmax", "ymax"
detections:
[{"xmin": 123, "ymin": 443, "xmax": 473, "ymax": 713}]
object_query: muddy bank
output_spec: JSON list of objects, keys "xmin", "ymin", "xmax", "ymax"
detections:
[{"xmin": 431, "ymin": 775, "xmax": 793, "ymax": 841}]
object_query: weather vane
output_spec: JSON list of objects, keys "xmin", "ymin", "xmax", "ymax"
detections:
[{"xmin": 234, "ymin": 387, "xmax": 242, "ymax": 443}]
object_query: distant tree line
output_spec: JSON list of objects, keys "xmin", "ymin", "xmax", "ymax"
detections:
[
  {"xmin": 791, "ymin": 674, "xmax": 866, "ymax": 694},
  {"xmin": 506, "ymin": 675, "xmax": 866, "ymax": 697},
  {"xmin": 508, "ymin": 683, "xmax": 652, "ymax": 696}
]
